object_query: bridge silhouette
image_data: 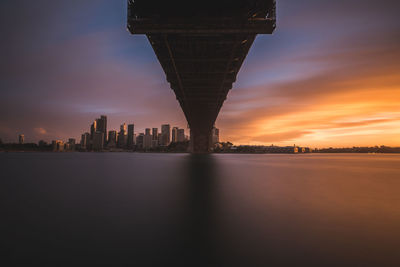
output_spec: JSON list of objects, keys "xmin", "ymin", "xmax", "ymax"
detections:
[{"xmin": 128, "ymin": 0, "xmax": 276, "ymax": 153}]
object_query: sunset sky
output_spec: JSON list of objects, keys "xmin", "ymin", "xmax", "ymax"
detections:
[{"xmin": 1, "ymin": 0, "xmax": 399, "ymax": 147}]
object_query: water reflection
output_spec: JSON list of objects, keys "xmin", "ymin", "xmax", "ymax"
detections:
[
  {"xmin": 177, "ymin": 154, "xmax": 219, "ymax": 266},
  {"xmin": 2, "ymin": 153, "xmax": 400, "ymax": 266}
]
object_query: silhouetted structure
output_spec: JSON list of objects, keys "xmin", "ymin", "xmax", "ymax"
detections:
[
  {"xmin": 136, "ymin": 133, "xmax": 144, "ymax": 149},
  {"xmin": 107, "ymin": 130, "xmax": 117, "ymax": 148},
  {"xmin": 68, "ymin": 138, "xmax": 76, "ymax": 151},
  {"xmin": 177, "ymin": 128, "xmax": 185, "ymax": 142},
  {"xmin": 92, "ymin": 131, "xmax": 104, "ymax": 151},
  {"xmin": 144, "ymin": 128, "xmax": 152, "ymax": 149},
  {"xmin": 127, "ymin": 124, "xmax": 135, "ymax": 149},
  {"xmin": 118, "ymin": 123, "xmax": 127, "ymax": 148},
  {"xmin": 96, "ymin": 115, "xmax": 107, "ymax": 145},
  {"xmin": 161, "ymin": 124, "xmax": 171, "ymax": 146},
  {"xmin": 52, "ymin": 140, "xmax": 64, "ymax": 152},
  {"xmin": 80, "ymin": 133, "xmax": 89, "ymax": 150},
  {"xmin": 152, "ymin": 128, "xmax": 159, "ymax": 147},
  {"xmin": 172, "ymin": 127, "xmax": 179, "ymax": 143},
  {"xmin": 128, "ymin": 0, "xmax": 276, "ymax": 153}
]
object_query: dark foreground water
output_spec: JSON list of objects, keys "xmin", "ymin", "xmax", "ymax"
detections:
[{"xmin": 1, "ymin": 153, "xmax": 400, "ymax": 266}]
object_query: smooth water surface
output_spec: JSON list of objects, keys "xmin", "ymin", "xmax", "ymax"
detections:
[{"xmin": 2, "ymin": 153, "xmax": 400, "ymax": 266}]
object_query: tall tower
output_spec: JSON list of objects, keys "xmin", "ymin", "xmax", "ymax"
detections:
[
  {"xmin": 161, "ymin": 124, "xmax": 171, "ymax": 146},
  {"xmin": 96, "ymin": 115, "xmax": 107, "ymax": 145},
  {"xmin": 127, "ymin": 124, "xmax": 135, "ymax": 149},
  {"xmin": 144, "ymin": 128, "xmax": 152, "ymax": 149},
  {"xmin": 172, "ymin": 127, "xmax": 179, "ymax": 143},
  {"xmin": 90, "ymin": 120, "xmax": 97, "ymax": 141},
  {"xmin": 127, "ymin": 0, "xmax": 276, "ymax": 153},
  {"xmin": 108, "ymin": 130, "xmax": 117, "ymax": 148},
  {"xmin": 152, "ymin": 128, "xmax": 159, "ymax": 147},
  {"xmin": 118, "ymin": 123, "xmax": 127, "ymax": 148}
]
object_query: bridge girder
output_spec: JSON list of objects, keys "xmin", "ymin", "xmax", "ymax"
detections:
[{"xmin": 128, "ymin": 0, "xmax": 276, "ymax": 153}]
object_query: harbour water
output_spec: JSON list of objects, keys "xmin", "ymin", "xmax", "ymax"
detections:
[{"xmin": 2, "ymin": 153, "xmax": 400, "ymax": 266}]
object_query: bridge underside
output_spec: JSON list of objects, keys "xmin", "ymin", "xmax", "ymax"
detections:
[{"xmin": 128, "ymin": 0, "xmax": 276, "ymax": 153}]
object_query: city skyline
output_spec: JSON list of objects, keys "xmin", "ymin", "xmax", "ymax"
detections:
[
  {"xmin": 1, "ymin": 0, "xmax": 399, "ymax": 148},
  {"xmin": 78, "ymin": 115, "xmax": 193, "ymax": 151},
  {"xmin": 2, "ymin": 111, "xmax": 399, "ymax": 149},
  {"xmin": 15, "ymin": 114, "xmax": 201, "ymax": 152}
]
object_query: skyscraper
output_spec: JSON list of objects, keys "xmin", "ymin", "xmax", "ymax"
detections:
[
  {"xmin": 96, "ymin": 115, "xmax": 107, "ymax": 145},
  {"xmin": 108, "ymin": 130, "xmax": 117, "ymax": 148},
  {"xmin": 118, "ymin": 123, "xmax": 127, "ymax": 148},
  {"xmin": 93, "ymin": 131, "xmax": 104, "ymax": 151},
  {"xmin": 172, "ymin": 127, "xmax": 178, "ymax": 143},
  {"xmin": 177, "ymin": 129, "xmax": 185, "ymax": 142},
  {"xmin": 89, "ymin": 120, "xmax": 97, "ymax": 150},
  {"xmin": 152, "ymin": 128, "xmax": 158, "ymax": 147},
  {"xmin": 80, "ymin": 132, "xmax": 90, "ymax": 150},
  {"xmin": 143, "ymin": 128, "xmax": 152, "ymax": 149},
  {"xmin": 90, "ymin": 120, "xmax": 97, "ymax": 140},
  {"xmin": 136, "ymin": 133, "xmax": 144, "ymax": 149},
  {"xmin": 18, "ymin": 134, "xmax": 24, "ymax": 144},
  {"xmin": 161, "ymin": 124, "xmax": 171, "ymax": 146},
  {"xmin": 52, "ymin": 140, "xmax": 64, "ymax": 152},
  {"xmin": 68, "ymin": 138, "xmax": 76, "ymax": 151},
  {"xmin": 127, "ymin": 124, "xmax": 135, "ymax": 149}
]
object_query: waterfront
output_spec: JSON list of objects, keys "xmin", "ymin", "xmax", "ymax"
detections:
[{"xmin": 2, "ymin": 153, "xmax": 400, "ymax": 266}]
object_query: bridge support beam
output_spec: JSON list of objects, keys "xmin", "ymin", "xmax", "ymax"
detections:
[
  {"xmin": 189, "ymin": 127, "xmax": 212, "ymax": 154},
  {"xmin": 128, "ymin": 1, "xmax": 277, "ymax": 154}
]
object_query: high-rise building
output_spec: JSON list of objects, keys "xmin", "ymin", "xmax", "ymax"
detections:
[
  {"xmin": 152, "ymin": 128, "xmax": 158, "ymax": 147},
  {"xmin": 161, "ymin": 124, "xmax": 171, "ymax": 146},
  {"xmin": 177, "ymin": 129, "xmax": 185, "ymax": 142},
  {"xmin": 92, "ymin": 131, "xmax": 104, "ymax": 151},
  {"xmin": 18, "ymin": 134, "xmax": 24, "ymax": 144},
  {"xmin": 172, "ymin": 127, "xmax": 178, "ymax": 143},
  {"xmin": 143, "ymin": 128, "xmax": 152, "ymax": 149},
  {"xmin": 158, "ymin": 134, "xmax": 162, "ymax": 147},
  {"xmin": 81, "ymin": 132, "xmax": 90, "ymax": 150},
  {"xmin": 96, "ymin": 115, "xmax": 107, "ymax": 145},
  {"xmin": 80, "ymin": 134, "xmax": 86, "ymax": 149},
  {"xmin": 211, "ymin": 127, "xmax": 219, "ymax": 144},
  {"xmin": 152, "ymin": 128, "xmax": 158, "ymax": 140},
  {"xmin": 127, "ymin": 124, "xmax": 135, "ymax": 149},
  {"xmin": 118, "ymin": 123, "xmax": 127, "ymax": 148},
  {"xmin": 108, "ymin": 130, "xmax": 117, "ymax": 148},
  {"xmin": 68, "ymin": 138, "xmax": 76, "ymax": 151},
  {"xmin": 52, "ymin": 140, "xmax": 64, "ymax": 152},
  {"xmin": 136, "ymin": 133, "xmax": 144, "ymax": 149},
  {"xmin": 85, "ymin": 132, "xmax": 90, "ymax": 149},
  {"xmin": 90, "ymin": 121, "xmax": 97, "ymax": 140},
  {"xmin": 89, "ymin": 120, "xmax": 97, "ymax": 150}
]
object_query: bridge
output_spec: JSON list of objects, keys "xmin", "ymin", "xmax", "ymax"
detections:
[{"xmin": 128, "ymin": 0, "xmax": 276, "ymax": 153}]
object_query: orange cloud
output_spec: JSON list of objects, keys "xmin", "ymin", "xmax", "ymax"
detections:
[
  {"xmin": 34, "ymin": 127, "xmax": 47, "ymax": 135},
  {"xmin": 218, "ymin": 30, "xmax": 400, "ymax": 147}
]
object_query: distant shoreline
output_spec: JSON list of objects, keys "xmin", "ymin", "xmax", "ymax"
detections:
[{"xmin": 1, "ymin": 150, "xmax": 400, "ymax": 154}]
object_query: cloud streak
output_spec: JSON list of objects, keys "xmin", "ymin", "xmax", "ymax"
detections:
[{"xmin": 219, "ymin": 26, "xmax": 400, "ymax": 146}]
